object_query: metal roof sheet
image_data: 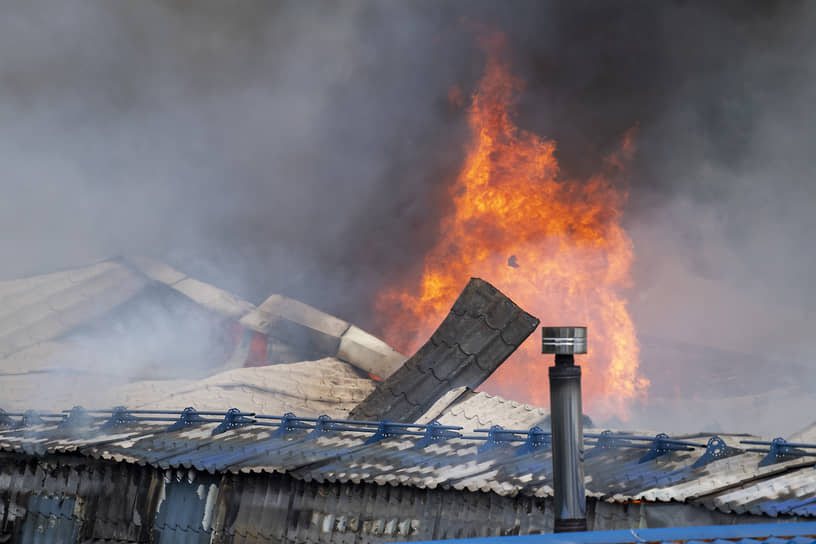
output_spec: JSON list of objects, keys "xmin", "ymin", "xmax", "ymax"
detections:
[
  {"xmin": 434, "ymin": 390, "xmax": 549, "ymax": 429},
  {"xmin": 2, "ymin": 406, "xmax": 815, "ymax": 518}
]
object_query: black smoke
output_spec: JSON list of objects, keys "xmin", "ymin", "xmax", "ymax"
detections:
[{"xmin": 1, "ymin": 1, "xmax": 814, "ymax": 434}]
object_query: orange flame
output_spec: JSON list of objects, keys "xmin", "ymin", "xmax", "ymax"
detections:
[{"xmin": 376, "ymin": 34, "xmax": 648, "ymax": 419}]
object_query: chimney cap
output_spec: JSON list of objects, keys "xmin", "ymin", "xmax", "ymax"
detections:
[{"xmin": 542, "ymin": 326, "xmax": 587, "ymax": 354}]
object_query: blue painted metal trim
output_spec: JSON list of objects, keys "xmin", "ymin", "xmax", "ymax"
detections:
[
  {"xmin": 400, "ymin": 522, "xmax": 816, "ymax": 544},
  {"xmin": 638, "ymin": 432, "xmax": 696, "ymax": 463},
  {"xmin": 585, "ymin": 430, "xmax": 641, "ymax": 458},
  {"xmin": 414, "ymin": 420, "xmax": 462, "ymax": 448},
  {"xmin": 692, "ymin": 436, "xmax": 742, "ymax": 468},
  {"xmin": 0, "ymin": 409, "xmax": 13, "ymax": 427},
  {"xmin": 515, "ymin": 426, "xmax": 551, "ymax": 457},
  {"xmin": 100, "ymin": 406, "xmax": 141, "ymax": 431},
  {"xmin": 477, "ymin": 426, "xmax": 516, "ymax": 454},
  {"xmin": 269, "ymin": 412, "xmax": 311, "ymax": 438},
  {"xmin": 16, "ymin": 410, "xmax": 46, "ymax": 428},
  {"xmin": 166, "ymin": 407, "xmax": 213, "ymax": 432},
  {"xmin": 742, "ymin": 438, "xmax": 816, "ymax": 467},
  {"xmin": 365, "ymin": 420, "xmax": 403, "ymax": 444},
  {"xmin": 761, "ymin": 438, "xmax": 809, "ymax": 467},
  {"xmin": 58, "ymin": 405, "xmax": 95, "ymax": 430},
  {"xmin": 211, "ymin": 408, "xmax": 255, "ymax": 435},
  {"xmin": 2, "ymin": 404, "xmax": 794, "ymax": 472},
  {"xmin": 308, "ymin": 414, "xmax": 344, "ymax": 437},
  {"xmin": 254, "ymin": 413, "xmax": 463, "ymax": 444}
]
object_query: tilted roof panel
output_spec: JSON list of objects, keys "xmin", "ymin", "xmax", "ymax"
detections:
[{"xmin": 351, "ymin": 278, "xmax": 540, "ymax": 422}]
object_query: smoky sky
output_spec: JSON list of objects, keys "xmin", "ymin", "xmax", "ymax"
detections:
[{"xmin": 1, "ymin": 1, "xmax": 815, "ymax": 432}]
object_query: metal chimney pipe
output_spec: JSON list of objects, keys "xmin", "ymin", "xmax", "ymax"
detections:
[{"xmin": 543, "ymin": 326, "xmax": 587, "ymax": 533}]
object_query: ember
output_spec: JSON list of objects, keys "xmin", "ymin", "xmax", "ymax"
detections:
[{"xmin": 376, "ymin": 32, "xmax": 648, "ymax": 419}]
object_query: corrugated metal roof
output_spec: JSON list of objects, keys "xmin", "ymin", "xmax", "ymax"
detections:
[
  {"xmin": 2, "ymin": 405, "xmax": 814, "ymax": 519},
  {"xmin": 403, "ymin": 521, "xmax": 816, "ymax": 544},
  {"xmin": 432, "ymin": 391, "xmax": 550, "ymax": 430}
]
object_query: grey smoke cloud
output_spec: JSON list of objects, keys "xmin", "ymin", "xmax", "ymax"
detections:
[
  {"xmin": 0, "ymin": 1, "xmax": 471, "ymax": 315},
  {"xmin": 1, "ymin": 1, "xmax": 815, "ymax": 435}
]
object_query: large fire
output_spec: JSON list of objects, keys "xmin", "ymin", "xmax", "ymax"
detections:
[{"xmin": 376, "ymin": 34, "xmax": 648, "ymax": 419}]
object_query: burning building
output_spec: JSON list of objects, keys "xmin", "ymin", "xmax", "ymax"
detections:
[
  {"xmin": 1, "ymin": 7, "xmax": 814, "ymax": 542},
  {"xmin": 1, "ymin": 264, "xmax": 815, "ymax": 542}
]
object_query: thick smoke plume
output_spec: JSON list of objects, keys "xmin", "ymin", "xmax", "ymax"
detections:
[{"xmin": 1, "ymin": 1, "xmax": 815, "ymax": 435}]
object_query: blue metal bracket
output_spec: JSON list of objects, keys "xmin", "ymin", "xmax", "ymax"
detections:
[
  {"xmin": 58, "ymin": 406, "xmax": 94, "ymax": 430},
  {"xmin": 308, "ymin": 415, "xmax": 344, "ymax": 438},
  {"xmin": 211, "ymin": 408, "xmax": 255, "ymax": 436},
  {"xmin": 761, "ymin": 438, "xmax": 806, "ymax": 467},
  {"xmin": 364, "ymin": 420, "xmax": 462, "ymax": 445},
  {"xmin": 269, "ymin": 412, "xmax": 312, "ymax": 438},
  {"xmin": 414, "ymin": 420, "xmax": 462, "ymax": 449},
  {"xmin": 365, "ymin": 420, "xmax": 401, "ymax": 445},
  {"xmin": 760, "ymin": 438, "xmax": 805, "ymax": 467},
  {"xmin": 584, "ymin": 431, "xmax": 703, "ymax": 462},
  {"xmin": 692, "ymin": 436, "xmax": 742, "ymax": 468},
  {"xmin": 478, "ymin": 426, "xmax": 517, "ymax": 454},
  {"xmin": 742, "ymin": 438, "xmax": 816, "ymax": 467},
  {"xmin": 166, "ymin": 407, "xmax": 210, "ymax": 432},
  {"xmin": 100, "ymin": 406, "xmax": 140, "ymax": 431},
  {"xmin": 16, "ymin": 410, "xmax": 45, "ymax": 428},
  {"xmin": 638, "ymin": 433, "xmax": 695, "ymax": 463},
  {"xmin": 594, "ymin": 430, "xmax": 625, "ymax": 448},
  {"xmin": 254, "ymin": 414, "xmax": 463, "ymax": 444},
  {"xmin": 586, "ymin": 430, "xmax": 630, "ymax": 458},
  {"xmin": 515, "ymin": 426, "xmax": 551, "ymax": 457},
  {"xmin": 0, "ymin": 409, "xmax": 13, "ymax": 428}
]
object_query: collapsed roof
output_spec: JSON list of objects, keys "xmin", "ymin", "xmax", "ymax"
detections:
[
  {"xmin": 0, "ymin": 257, "xmax": 406, "ymax": 414},
  {"xmin": 1, "ymin": 259, "xmax": 815, "ymax": 530},
  {"xmin": 0, "ymin": 259, "xmax": 540, "ymax": 424}
]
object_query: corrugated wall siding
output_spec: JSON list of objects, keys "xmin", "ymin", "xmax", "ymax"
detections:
[
  {"xmin": 215, "ymin": 473, "xmax": 553, "ymax": 542},
  {"xmin": 0, "ymin": 454, "xmax": 162, "ymax": 542},
  {"xmin": 0, "ymin": 453, "xmax": 784, "ymax": 543}
]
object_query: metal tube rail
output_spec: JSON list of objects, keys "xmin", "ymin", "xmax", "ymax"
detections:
[{"xmin": 254, "ymin": 415, "xmax": 462, "ymax": 430}]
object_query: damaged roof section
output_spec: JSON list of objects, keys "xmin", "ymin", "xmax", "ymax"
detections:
[
  {"xmin": 0, "ymin": 257, "xmax": 405, "ymax": 414},
  {"xmin": 351, "ymin": 278, "xmax": 540, "ymax": 422},
  {"xmin": 0, "ymin": 257, "xmax": 405, "ymax": 377},
  {"xmin": 0, "ymin": 261, "xmax": 540, "ymax": 423},
  {"xmin": 240, "ymin": 294, "xmax": 406, "ymax": 379}
]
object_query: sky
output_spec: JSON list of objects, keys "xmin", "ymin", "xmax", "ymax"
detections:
[{"xmin": 1, "ymin": 1, "xmax": 814, "ymax": 434}]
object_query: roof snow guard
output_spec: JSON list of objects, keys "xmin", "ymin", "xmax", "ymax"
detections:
[
  {"xmin": 351, "ymin": 278, "xmax": 540, "ymax": 422},
  {"xmin": 3, "ymin": 405, "xmax": 816, "ymax": 518}
]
